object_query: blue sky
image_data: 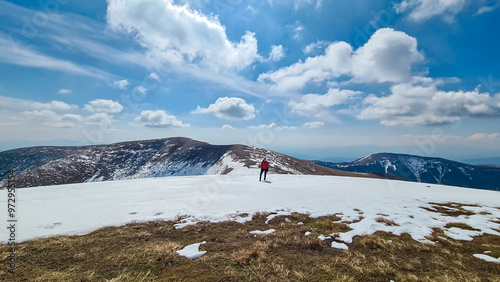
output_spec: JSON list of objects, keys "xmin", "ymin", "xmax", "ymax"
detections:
[{"xmin": 1, "ymin": 0, "xmax": 500, "ymax": 161}]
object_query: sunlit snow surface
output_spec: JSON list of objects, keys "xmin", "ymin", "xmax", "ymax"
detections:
[{"xmin": 1, "ymin": 175, "xmax": 499, "ymax": 246}]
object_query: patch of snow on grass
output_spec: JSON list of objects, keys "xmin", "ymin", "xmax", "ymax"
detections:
[
  {"xmin": 177, "ymin": 241, "xmax": 207, "ymax": 260},
  {"xmin": 318, "ymin": 235, "xmax": 332, "ymax": 241},
  {"xmin": 331, "ymin": 242, "xmax": 349, "ymax": 250},
  {"xmin": 473, "ymin": 254, "xmax": 500, "ymax": 263},
  {"xmin": 444, "ymin": 227, "xmax": 482, "ymax": 241},
  {"xmin": 250, "ymin": 229, "xmax": 275, "ymax": 235}
]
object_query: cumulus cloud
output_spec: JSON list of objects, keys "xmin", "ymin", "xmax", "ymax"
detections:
[
  {"xmin": 221, "ymin": 124, "xmax": 235, "ymax": 130},
  {"xmin": 107, "ymin": 0, "xmax": 261, "ymax": 71},
  {"xmin": 149, "ymin": 72, "xmax": 160, "ymax": 81},
  {"xmin": 33, "ymin": 101, "xmax": 78, "ymax": 112},
  {"xmin": 86, "ymin": 113, "xmax": 114, "ymax": 126},
  {"xmin": 248, "ymin": 123, "xmax": 278, "ymax": 129},
  {"xmin": 193, "ymin": 97, "xmax": 256, "ymax": 120},
  {"xmin": 135, "ymin": 110, "xmax": 189, "ymax": 128},
  {"xmin": 0, "ymin": 96, "xmax": 77, "ymax": 112},
  {"xmin": 134, "ymin": 86, "xmax": 148, "ymax": 94},
  {"xmin": 303, "ymin": 121, "xmax": 324, "ymax": 128},
  {"xmin": 258, "ymin": 28, "xmax": 424, "ymax": 92},
  {"xmin": 248, "ymin": 123, "xmax": 297, "ymax": 130},
  {"xmin": 351, "ymin": 28, "xmax": 424, "ymax": 83},
  {"xmin": 302, "ymin": 40, "xmax": 329, "ymax": 54},
  {"xmin": 358, "ymin": 78, "xmax": 500, "ymax": 126},
  {"xmin": 289, "ymin": 88, "xmax": 362, "ymax": 122},
  {"xmin": 268, "ymin": 45, "xmax": 285, "ymax": 62},
  {"xmin": 258, "ymin": 41, "xmax": 352, "ymax": 92},
  {"xmin": 84, "ymin": 99, "xmax": 123, "ymax": 113},
  {"xmin": 111, "ymin": 79, "xmax": 129, "ymax": 90},
  {"xmin": 22, "ymin": 110, "xmax": 83, "ymax": 128},
  {"xmin": 395, "ymin": 0, "xmax": 467, "ymax": 22}
]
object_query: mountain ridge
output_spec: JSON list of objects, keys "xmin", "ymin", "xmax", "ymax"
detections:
[
  {"xmin": 0, "ymin": 137, "xmax": 397, "ymax": 188},
  {"xmin": 312, "ymin": 152, "xmax": 500, "ymax": 191}
]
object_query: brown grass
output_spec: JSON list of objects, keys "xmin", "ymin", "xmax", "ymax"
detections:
[
  {"xmin": 1, "ymin": 214, "xmax": 500, "ymax": 281},
  {"xmin": 444, "ymin": 223, "xmax": 480, "ymax": 231},
  {"xmin": 376, "ymin": 217, "xmax": 400, "ymax": 226},
  {"xmin": 421, "ymin": 202, "xmax": 477, "ymax": 217}
]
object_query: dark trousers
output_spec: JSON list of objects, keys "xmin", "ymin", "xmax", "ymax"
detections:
[{"xmin": 260, "ymin": 169, "xmax": 268, "ymax": 181}]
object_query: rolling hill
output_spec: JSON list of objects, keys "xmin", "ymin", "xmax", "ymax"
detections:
[{"xmin": 0, "ymin": 137, "xmax": 396, "ymax": 188}]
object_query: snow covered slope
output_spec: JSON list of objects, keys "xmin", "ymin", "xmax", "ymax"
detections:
[
  {"xmin": 313, "ymin": 153, "xmax": 500, "ymax": 191},
  {"xmin": 1, "ymin": 175, "xmax": 499, "ymax": 244},
  {"xmin": 0, "ymin": 137, "xmax": 392, "ymax": 188}
]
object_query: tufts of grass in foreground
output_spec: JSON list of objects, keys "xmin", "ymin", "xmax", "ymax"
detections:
[{"xmin": 1, "ymin": 212, "xmax": 499, "ymax": 281}]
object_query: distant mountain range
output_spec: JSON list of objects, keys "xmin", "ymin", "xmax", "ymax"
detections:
[
  {"xmin": 0, "ymin": 137, "xmax": 397, "ymax": 188},
  {"xmin": 312, "ymin": 153, "xmax": 500, "ymax": 191}
]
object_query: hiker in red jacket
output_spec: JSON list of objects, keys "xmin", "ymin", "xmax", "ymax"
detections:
[{"xmin": 260, "ymin": 158, "xmax": 269, "ymax": 181}]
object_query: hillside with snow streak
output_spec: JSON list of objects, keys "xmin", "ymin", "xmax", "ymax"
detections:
[
  {"xmin": 2, "ymin": 174, "xmax": 499, "ymax": 247},
  {"xmin": 0, "ymin": 137, "xmax": 394, "ymax": 188},
  {"xmin": 313, "ymin": 153, "xmax": 500, "ymax": 191}
]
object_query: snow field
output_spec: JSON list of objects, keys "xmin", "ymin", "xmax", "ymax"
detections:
[{"xmin": 1, "ymin": 174, "xmax": 499, "ymax": 262}]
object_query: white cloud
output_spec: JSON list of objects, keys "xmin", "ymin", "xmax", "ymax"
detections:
[
  {"xmin": 259, "ymin": 28, "xmax": 423, "ymax": 92},
  {"xmin": 84, "ymin": 99, "xmax": 123, "ymax": 113},
  {"xmin": 135, "ymin": 110, "xmax": 189, "ymax": 128},
  {"xmin": 134, "ymin": 86, "xmax": 148, "ymax": 95},
  {"xmin": 58, "ymin": 89, "xmax": 72, "ymax": 94},
  {"xmin": 221, "ymin": 124, "xmax": 235, "ymax": 130},
  {"xmin": 303, "ymin": 121, "xmax": 324, "ymax": 128},
  {"xmin": 269, "ymin": 45, "xmax": 285, "ymax": 62},
  {"xmin": 302, "ymin": 40, "xmax": 329, "ymax": 54},
  {"xmin": 248, "ymin": 123, "xmax": 297, "ymax": 130},
  {"xmin": 358, "ymin": 79, "xmax": 500, "ymax": 126},
  {"xmin": 149, "ymin": 72, "xmax": 161, "ymax": 81},
  {"xmin": 0, "ymin": 96, "xmax": 82, "ymax": 128},
  {"xmin": 395, "ymin": 0, "xmax": 467, "ymax": 22},
  {"xmin": 22, "ymin": 110, "xmax": 83, "ymax": 128},
  {"xmin": 248, "ymin": 123, "xmax": 278, "ymax": 129},
  {"xmin": 466, "ymin": 133, "xmax": 500, "ymax": 141},
  {"xmin": 107, "ymin": 0, "xmax": 261, "ymax": 71},
  {"xmin": 292, "ymin": 0, "xmax": 323, "ymax": 10},
  {"xmin": 86, "ymin": 113, "xmax": 114, "ymax": 126},
  {"xmin": 0, "ymin": 36, "xmax": 114, "ymax": 80},
  {"xmin": 475, "ymin": 4, "xmax": 498, "ymax": 15},
  {"xmin": 0, "ymin": 96, "xmax": 77, "ymax": 112},
  {"xmin": 289, "ymin": 88, "xmax": 362, "ymax": 122},
  {"xmin": 34, "ymin": 101, "xmax": 78, "ymax": 112},
  {"xmin": 292, "ymin": 23, "xmax": 304, "ymax": 40},
  {"xmin": 351, "ymin": 28, "xmax": 424, "ymax": 83},
  {"xmin": 258, "ymin": 41, "xmax": 352, "ymax": 92},
  {"xmin": 193, "ymin": 97, "xmax": 256, "ymax": 120},
  {"xmin": 111, "ymin": 79, "xmax": 129, "ymax": 90}
]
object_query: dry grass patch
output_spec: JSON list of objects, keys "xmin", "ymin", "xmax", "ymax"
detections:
[
  {"xmin": 308, "ymin": 215, "xmax": 352, "ymax": 235},
  {"xmin": 444, "ymin": 222, "xmax": 480, "ymax": 231},
  {"xmin": 421, "ymin": 202, "xmax": 477, "ymax": 217},
  {"xmin": 376, "ymin": 217, "xmax": 400, "ymax": 226},
  {"xmin": 232, "ymin": 241, "xmax": 271, "ymax": 265},
  {"xmin": 1, "ymin": 214, "xmax": 500, "ymax": 281}
]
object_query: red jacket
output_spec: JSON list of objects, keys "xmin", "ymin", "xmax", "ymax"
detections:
[{"xmin": 261, "ymin": 160, "xmax": 269, "ymax": 170}]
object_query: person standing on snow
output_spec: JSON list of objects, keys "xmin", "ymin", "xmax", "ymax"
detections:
[{"xmin": 260, "ymin": 158, "xmax": 269, "ymax": 181}]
